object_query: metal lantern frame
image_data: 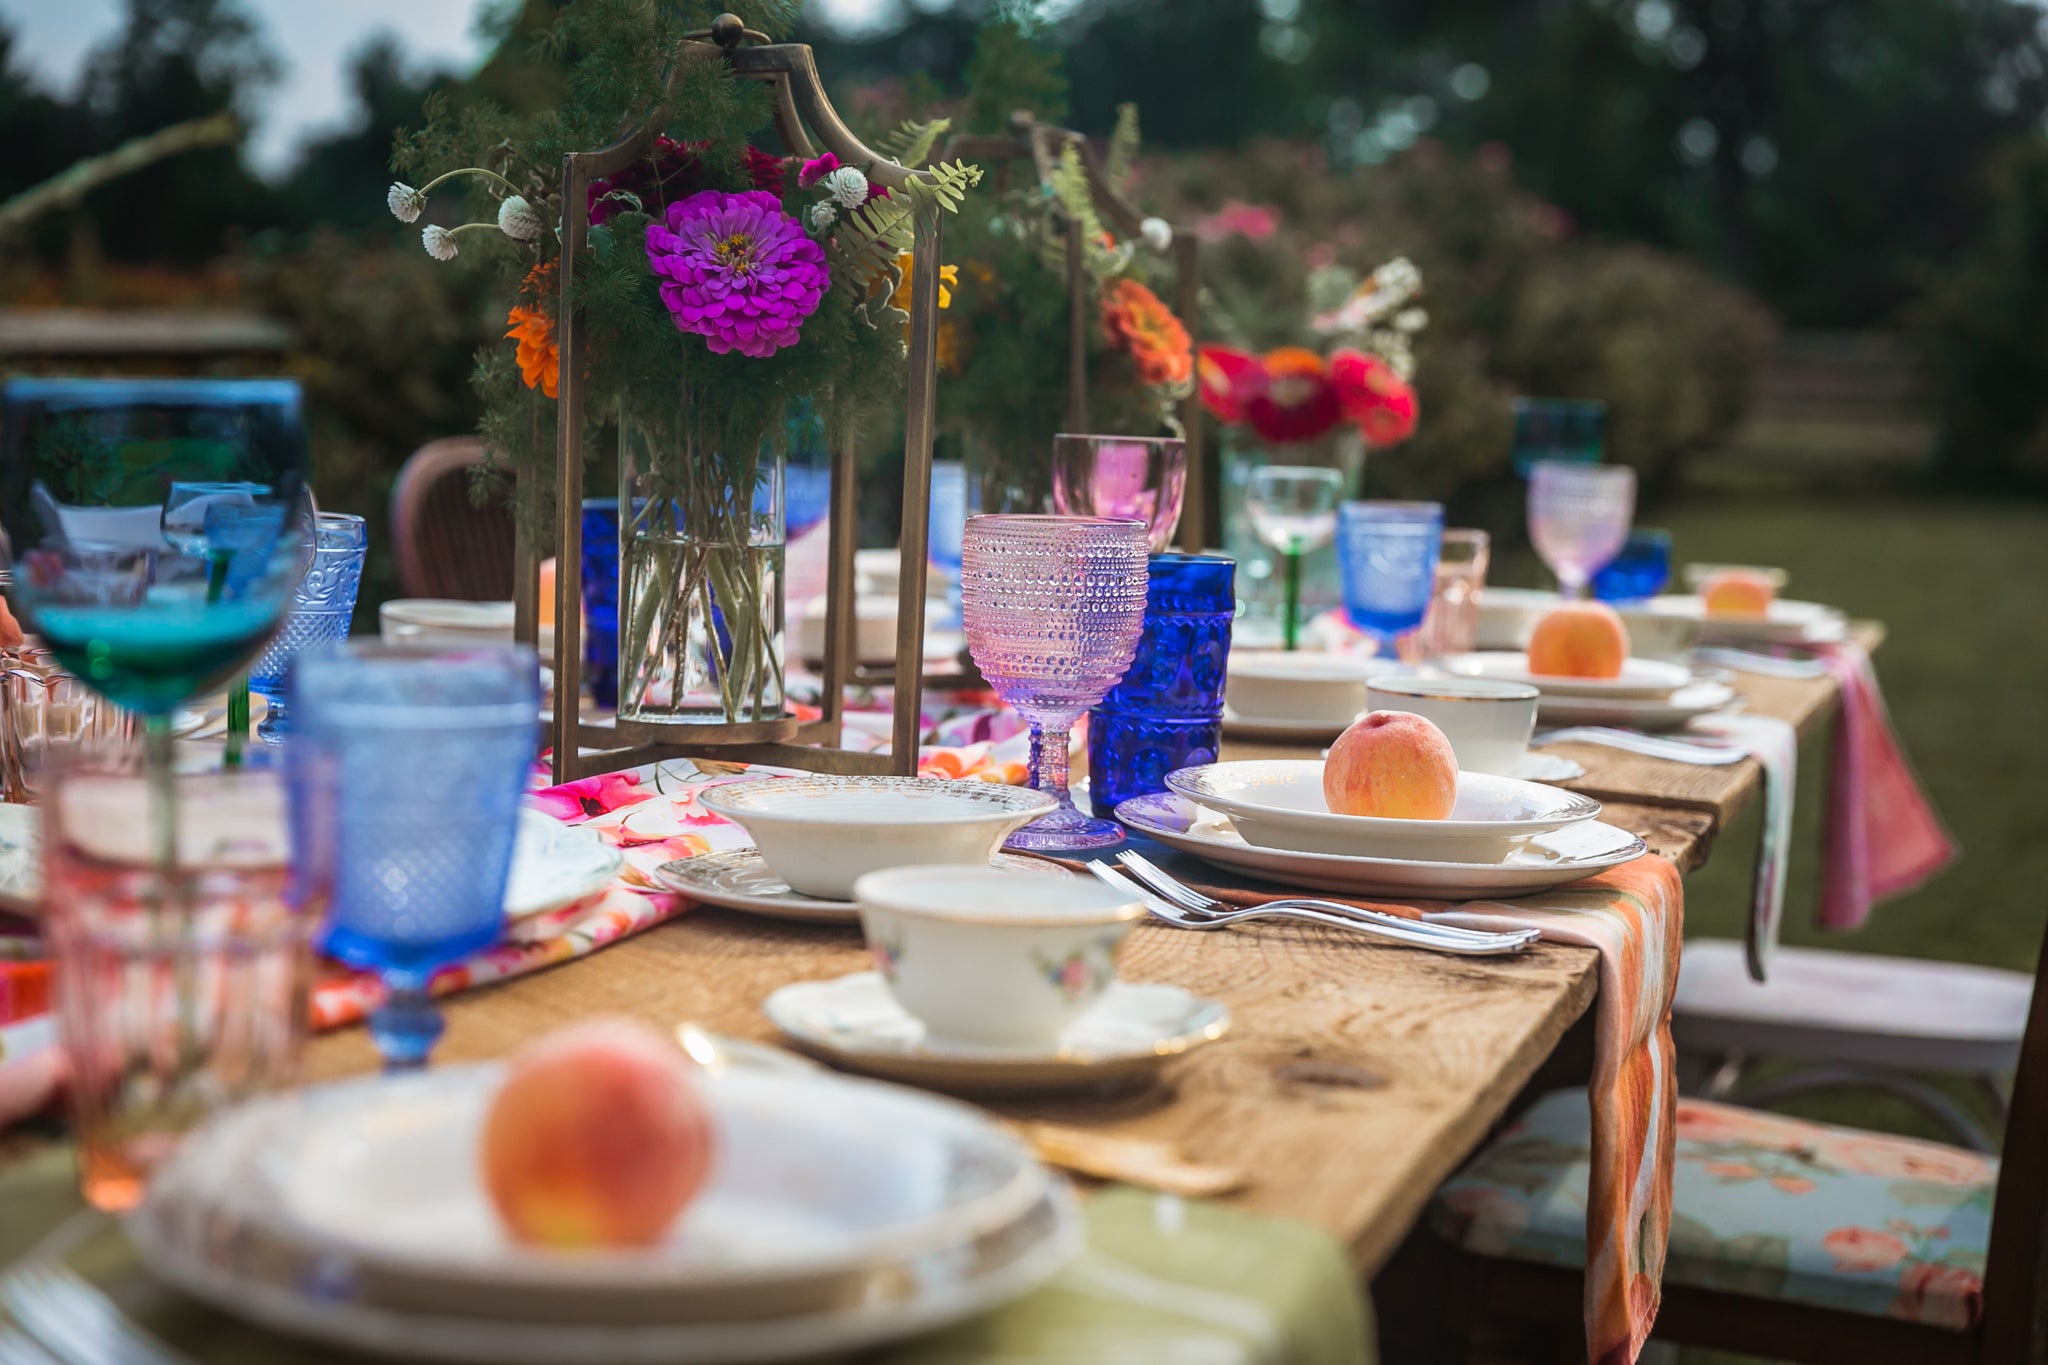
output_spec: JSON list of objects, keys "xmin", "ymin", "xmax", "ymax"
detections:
[
  {"xmin": 943, "ymin": 114, "xmax": 1210, "ymax": 552},
  {"xmin": 516, "ymin": 14, "xmax": 945, "ymax": 785}
]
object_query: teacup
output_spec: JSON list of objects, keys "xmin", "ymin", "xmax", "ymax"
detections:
[
  {"xmin": 1364, "ymin": 675, "xmax": 1539, "ymax": 777},
  {"xmin": 696, "ymin": 777, "xmax": 1056, "ymax": 901},
  {"xmin": 852, "ymin": 865, "xmax": 1145, "ymax": 1050}
]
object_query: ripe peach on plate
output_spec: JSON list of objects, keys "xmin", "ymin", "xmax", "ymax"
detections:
[
  {"xmin": 481, "ymin": 1019, "xmax": 716, "ymax": 1249},
  {"xmin": 1323, "ymin": 711, "xmax": 1459, "ymax": 820},
  {"xmin": 1701, "ymin": 569, "xmax": 1777, "ymax": 619},
  {"xmin": 1526, "ymin": 601, "xmax": 1630, "ymax": 679}
]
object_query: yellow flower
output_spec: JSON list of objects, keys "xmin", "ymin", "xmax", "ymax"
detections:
[{"xmin": 887, "ymin": 251, "xmax": 957, "ymax": 312}]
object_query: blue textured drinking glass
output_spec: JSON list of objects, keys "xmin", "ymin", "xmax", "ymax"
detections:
[
  {"xmin": 1511, "ymin": 398, "xmax": 1605, "ymax": 475},
  {"xmin": 1088, "ymin": 553, "xmax": 1234, "ymax": 813},
  {"xmin": 288, "ymin": 642, "xmax": 540, "ymax": 1070},
  {"xmin": 579, "ymin": 498, "xmax": 620, "ymax": 708},
  {"xmin": 249, "ymin": 512, "xmax": 367, "ymax": 742},
  {"xmin": 1336, "ymin": 501, "xmax": 1444, "ymax": 654},
  {"xmin": 927, "ymin": 458, "xmax": 970, "ymax": 628},
  {"xmin": 1592, "ymin": 527, "xmax": 1673, "ymax": 603}
]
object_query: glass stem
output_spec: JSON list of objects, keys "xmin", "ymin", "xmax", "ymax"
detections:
[
  {"xmin": 1283, "ymin": 547, "xmax": 1303, "ymax": 652},
  {"xmin": 144, "ymin": 715, "xmax": 201, "ymax": 1090},
  {"xmin": 371, "ymin": 973, "xmax": 443, "ymax": 1072},
  {"xmin": 1030, "ymin": 722, "xmax": 1074, "ymax": 810},
  {"xmin": 224, "ymin": 676, "xmax": 249, "ymax": 769}
]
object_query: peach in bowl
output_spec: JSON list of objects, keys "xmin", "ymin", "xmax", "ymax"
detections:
[
  {"xmin": 1164, "ymin": 756, "xmax": 1601, "ymax": 864},
  {"xmin": 696, "ymin": 777, "xmax": 1057, "ymax": 901}
]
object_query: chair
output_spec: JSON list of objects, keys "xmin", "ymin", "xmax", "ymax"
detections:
[
  {"xmin": 389, "ymin": 437, "xmax": 517, "ymax": 601},
  {"xmin": 1430, "ymin": 925, "xmax": 2048, "ymax": 1364},
  {"xmin": 1674, "ymin": 939, "xmax": 2031, "ymax": 1151}
]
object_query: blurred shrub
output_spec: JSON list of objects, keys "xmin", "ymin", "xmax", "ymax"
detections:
[
  {"xmin": 237, "ymin": 230, "xmax": 497, "ymax": 615},
  {"xmin": 1914, "ymin": 139, "xmax": 2048, "ymax": 493},
  {"xmin": 1144, "ymin": 139, "xmax": 1774, "ymax": 522}
]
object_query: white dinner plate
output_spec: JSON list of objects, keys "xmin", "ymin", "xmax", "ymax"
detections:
[
  {"xmin": 1442, "ymin": 651, "xmax": 1695, "ymax": 701},
  {"xmin": 1115, "ymin": 792, "xmax": 1647, "ymax": 898},
  {"xmin": 1641, "ymin": 595, "xmax": 1849, "ymax": 645},
  {"xmin": 765, "ymin": 970, "xmax": 1229, "ymax": 1095},
  {"xmin": 1164, "ymin": 760, "xmax": 1600, "ymax": 863},
  {"xmin": 131, "ymin": 1063, "xmax": 1079, "ymax": 1363},
  {"xmin": 652, "ymin": 848, "xmax": 1071, "ymax": 924},
  {"xmin": 1536, "ymin": 681, "xmax": 1740, "ymax": 731}
]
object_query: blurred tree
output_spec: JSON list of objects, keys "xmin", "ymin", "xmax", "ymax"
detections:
[{"xmin": 278, "ymin": 38, "xmax": 459, "ymax": 235}]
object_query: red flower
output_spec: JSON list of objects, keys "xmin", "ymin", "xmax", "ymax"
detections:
[
  {"xmin": 1330, "ymin": 349, "xmax": 1420, "ymax": 448},
  {"xmin": 742, "ymin": 145, "xmax": 788, "ymax": 195},
  {"xmin": 1196, "ymin": 345, "xmax": 1260, "ymax": 424}
]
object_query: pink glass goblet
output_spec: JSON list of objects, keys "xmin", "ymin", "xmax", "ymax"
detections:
[
  {"xmin": 960, "ymin": 514, "xmax": 1150, "ymax": 851},
  {"xmin": 1528, "ymin": 460, "xmax": 1636, "ymax": 598},
  {"xmin": 1050, "ymin": 435, "xmax": 1187, "ymax": 553}
]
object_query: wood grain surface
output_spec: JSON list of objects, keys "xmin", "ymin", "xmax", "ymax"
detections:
[{"xmin": 296, "ymin": 630, "xmax": 1866, "ymax": 1276}]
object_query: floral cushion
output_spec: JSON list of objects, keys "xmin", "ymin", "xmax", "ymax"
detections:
[{"xmin": 1433, "ymin": 1089, "xmax": 1994, "ymax": 1332}]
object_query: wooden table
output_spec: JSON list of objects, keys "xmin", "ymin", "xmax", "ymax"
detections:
[{"xmin": 302, "ymin": 628, "xmax": 1874, "ymax": 1278}]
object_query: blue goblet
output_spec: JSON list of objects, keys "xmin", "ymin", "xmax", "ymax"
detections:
[
  {"xmin": 249, "ymin": 512, "xmax": 367, "ymax": 742},
  {"xmin": 288, "ymin": 641, "xmax": 540, "ymax": 1070},
  {"xmin": 1335, "ymin": 501, "xmax": 1444, "ymax": 656}
]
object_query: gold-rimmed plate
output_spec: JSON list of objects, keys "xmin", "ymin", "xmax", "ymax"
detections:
[{"xmin": 652, "ymin": 848, "xmax": 1070, "ymax": 924}]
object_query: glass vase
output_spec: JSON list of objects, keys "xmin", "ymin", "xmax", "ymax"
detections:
[
  {"xmin": 617, "ymin": 406, "xmax": 787, "ymax": 729},
  {"xmin": 1222, "ymin": 428, "xmax": 1365, "ymax": 647}
]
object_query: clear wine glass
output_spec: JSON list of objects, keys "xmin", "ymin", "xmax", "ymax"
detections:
[
  {"xmin": 1050, "ymin": 434, "xmax": 1187, "ymax": 553},
  {"xmin": 1527, "ymin": 460, "xmax": 1636, "ymax": 597},
  {"xmin": 1335, "ymin": 500, "xmax": 1444, "ymax": 656},
  {"xmin": 161, "ymin": 481, "xmax": 270, "ymax": 557},
  {"xmin": 960, "ymin": 514, "xmax": 1149, "ymax": 851},
  {"xmin": 1245, "ymin": 465, "xmax": 1344, "ymax": 651}
]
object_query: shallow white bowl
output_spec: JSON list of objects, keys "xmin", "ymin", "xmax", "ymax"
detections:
[
  {"xmin": 1443, "ymin": 651, "xmax": 1694, "ymax": 700},
  {"xmin": 1224, "ymin": 651, "xmax": 1405, "ymax": 728},
  {"xmin": 1164, "ymin": 759, "xmax": 1601, "ymax": 863},
  {"xmin": 696, "ymin": 777, "xmax": 1057, "ymax": 901}
]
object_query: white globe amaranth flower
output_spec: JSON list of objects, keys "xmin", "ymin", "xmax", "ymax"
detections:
[
  {"xmin": 387, "ymin": 182, "xmax": 423, "ymax": 223},
  {"xmin": 819, "ymin": 165, "xmax": 870, "ymax": 209},
  {"xmin": 806, "ymin": 200, "xmax": 840, "ymax": 234},
  {"xmin": 1140, "ymin": 216, "xmax": 1173, "ymax": 251},
  {"xmin": 1394, "ymin": 307, "xmax": 1430, "ymax": 333},
  {"xmin": 497, "ymin": 194, "xmax": 542, "ymax": 241},
  {"xmin": 422, "ymin": 225, "xmax": 458, "ymax": 261}
]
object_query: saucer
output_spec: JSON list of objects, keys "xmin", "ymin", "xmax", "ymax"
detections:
[
  {"xmin": 1443, "ymin": 651, "xmax": 1695, "ymax": 700},
  {"xmin": 1114, "ymin": 792, "xmax": 1647, "ymax": 898},
  {"xmin": 1536, "ymin": 681, "xmax": 1739, "ymax": 731},
  {"xmin": 1516, "ymin": 752, "xmax": 1585, "ymax": 782},
  {"xmin": 764, "ymin": 971, "xmax": 1230, "ymax": 1094},
  {"xmin": 653, "ymin": 848, "xmax": 1072, "ymax": 924},
  {"xmin": 1220, "ymin": 708, "xmax": 1346, "ymax": 743}
]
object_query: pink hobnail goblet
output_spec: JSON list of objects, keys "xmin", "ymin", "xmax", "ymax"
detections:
[
  {"xmin": 1050, "ymin": 435, "xmax": 1187, "ymax": 553},
  {"xmin": 960, "ymin": 514, "xmax": 1150, "ymax": 851}
]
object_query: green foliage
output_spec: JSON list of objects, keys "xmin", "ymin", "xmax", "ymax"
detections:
[
  {"xmin": 961, "ymin": 14, "xmax": 1067, "ymax": 135},
  {"xmin": 1913, "ymin": 138, "xmax": 2048, "ymax": 492},
  {"xmin": 1102, "ymin": 104, "xmax": 1140, "ymax": 196},
  {"xmin": 875, "ymin": 116, "xmax": 951, "ymax": 170}
]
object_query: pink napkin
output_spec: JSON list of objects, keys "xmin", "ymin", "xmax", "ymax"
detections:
[{"xmin": 1812, "ymin": 639, "xmax": 1957, "ymax": 930}]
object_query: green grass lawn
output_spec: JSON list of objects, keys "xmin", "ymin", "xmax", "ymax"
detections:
[{"xmin": 1498, "ymin": 489, "xmax": 2047, "ymax": 1365}]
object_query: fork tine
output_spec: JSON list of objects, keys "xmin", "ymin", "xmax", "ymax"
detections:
[
  {"xmin": 1117, "ymin": 851, "xmax": 1216, "ymax": 912},
  {"xmin": 1087, "ymin": 864, "xmax": 1221, "ymax": 931}
]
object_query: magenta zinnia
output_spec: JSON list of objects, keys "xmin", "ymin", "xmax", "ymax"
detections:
[{"xmin": 644, "ymin": 190, "xmax": 829, "ymax": 358}]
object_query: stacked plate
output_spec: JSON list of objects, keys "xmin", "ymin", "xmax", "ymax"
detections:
[
  {"xmin": 131, "ymin": 1062, "xmax": 1079, "ymax": 1363},
  {"xmin": 1440, "ymin": 651, "xmax": 1738, "ymax": 731},
  {"xmin": 1121, "ymin": 759, "xmax": 1645, "ymax": 898},
  {"xmin": 1221, "ymin": 651, "xmax": 1410, "ymax": 742}
]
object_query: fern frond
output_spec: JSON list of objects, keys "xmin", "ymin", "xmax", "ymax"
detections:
[
  {"xmin": 1105, "ymin": 103, "xmax": 1140, "ymax": 193},
  {"xmin": 876, "ymin": 117, "xmax": 951, "ymax": 170},
  {"xmin": 829, "ymin": 195, "xmax": 917, "ymax": 295}
]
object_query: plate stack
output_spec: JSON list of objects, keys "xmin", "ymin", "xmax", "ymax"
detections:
[
  {"xmin": 1441, "ymin": 651, "xmax": 1737, "ymax": 731},
  {"xmin": 1115, "ymin": 758, "xmax": 1645, "ymax": 898}
]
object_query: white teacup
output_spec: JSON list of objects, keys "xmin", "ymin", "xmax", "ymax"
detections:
[
  {"xmin": 1365, "ymin": 675, "xmax": 1539, "ymax": 777},
  {"xmin": 852, "ymin": 865, "xmax": 1145, "ymax": 1050}
]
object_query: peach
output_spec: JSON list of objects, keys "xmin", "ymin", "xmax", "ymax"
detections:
[
  {"xmin": 1526, "ymin": 601, "xmax": 1630, "ymax": 679},
  {"xmin": 481, "ymin": 1019, "xmax": 716, "ymax": 1249},
  {"xmin": 1702, "ymin": 569, "xmax": 1776, "ymax": 619},
  {"xmin": 1323, "ymin": 711, "xmax": 1459, "ymax": 820}
]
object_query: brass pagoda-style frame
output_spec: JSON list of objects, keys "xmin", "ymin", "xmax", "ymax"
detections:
[
  {"xmin": 516, "ymin": 14, "xmax": 947, "ymax": 786},
  {"xmin": 944, "ymin": 115, "xmax": 1209, "ymax": 552}
]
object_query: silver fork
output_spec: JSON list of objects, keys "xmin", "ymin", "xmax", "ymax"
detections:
[
  {"xmin": 0, "ymin": 1213, "xmax": 192, "ymax": 1365},
  {"xmin": 1090, "ymin": 864, "xmax": 1536, "ymax": 956},
  {"xmin": 1116, "ymin": 850, "xmax": 1539, "ymax": 948}
]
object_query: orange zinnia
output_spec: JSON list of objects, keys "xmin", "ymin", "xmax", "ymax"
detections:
[
  {"xmin": 506, "ymin": 262, "xmax": 560, "ymax": 399},
  {"xmin": 1100, "ymin": 278, "xmax": 1193, "ymax": 388}
]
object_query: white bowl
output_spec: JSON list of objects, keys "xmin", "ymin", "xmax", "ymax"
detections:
[
  {"xmin": 1611, "ymin": 606, "xmax": 1701, "ymax": 662},
  {"xmin": 1224, "ymin": 651, "xmax": 1405, "ymax": 728},
  {"xmin": 1364, "ymin": 675, "xmax": 1539, "ymax": 777},
  {"xmin": 1164, "ymin": 759, "xmax": 1601, "ymax": 863},
  {"xmin": 853, "ymin": 865, "xmax": 1145, "ymax": 1050},
  {"xmin": 695, "ymin": 777, "xmax": 1057, "ymax": 901},
  {"xmin": 794, "ymin": 594, "xmax": 902, "ymax": 665}
]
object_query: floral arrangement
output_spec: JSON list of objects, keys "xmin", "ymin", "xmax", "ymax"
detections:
[
  {"xmin": 1196, "ymin": 257, "xmax": 1424, "ymax": 451},
  {"xmin": 380, "ymin": 0, "xmax": 979, "ymax": 725}
]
